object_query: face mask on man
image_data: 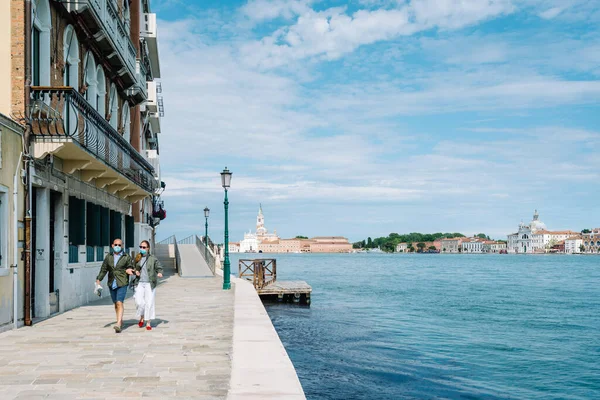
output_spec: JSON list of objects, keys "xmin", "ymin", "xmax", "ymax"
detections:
[{"xmin": 113, "ymin": 245, "xmax": 122, "ymax": 253}]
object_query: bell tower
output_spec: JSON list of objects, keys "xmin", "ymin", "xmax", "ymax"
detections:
[{"xmin": 256, "ymin": 204, "xmax": 267, "ymax": 236}]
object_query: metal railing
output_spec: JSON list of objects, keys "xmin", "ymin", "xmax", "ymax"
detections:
[
  {"xmin": 197, "ymin": 235, "xmax": 216, "ymax": 274},
  {"xmin": 65, "ymin": 0, "xmax": 137, "ymax": 81},
  {"xmin": 176, "ymin": 234, "xmax": 216, "ymax": 275},
  {"xmin": 156, "ymin": 235, "xmax": 180, "ymax": 274},
  {"xmin": 29, "ymin": 87, "xmax": 157, "ymax": 193}
]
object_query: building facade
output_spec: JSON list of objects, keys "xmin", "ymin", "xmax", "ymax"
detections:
[
  {"xmin": 461, "ymin": 238, "xmax": 484, "ymax": 253},
  {"xmin": 581, "ymin": 229, "xmax": 600, "ymax": 253},
  {"xmin": 239, "ymin": 205, "xmax": 279, "ymax": 252},
  {"xmin": 507, "ymin": 211, "xmax": 576, "ymax": 253},
  {"xmin": 441, "ymin": 238, "xmax": 463, "ymax": 253},
  {"xmin": 3, "ymin": 0, "xmax": 165, "ymax": 326}
]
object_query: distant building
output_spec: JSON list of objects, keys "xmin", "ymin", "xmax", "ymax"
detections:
[
  {"xmin": 229, "ymin": 242, "xmax": 240, "ymax": 253},
  {"xmin": 482, "ymin": 241, "xmax": 506, "ymax": 253},
  {"xmin": 309, "ymin": 237, "xmax": 353, "ymax": 253},
  {"xmin": 461, "ymin": 238, "xmax": 484, "ymax": 253},
  {"xmin": 238, "ymin": 208, "xmax": 351, "ymax": 253},
  {"xmin": 581, "ymin": 228, "xmax": 600, "ymax": 253},
  {"xmin": 441, "ymin": 238, "xmax": 463, "ymax": 253},
  {"xmin": 239, "ymin": 205, "xmax": 280, "ymax": 252},
  {"xmin": 507, "ymin": 210, "xmax": 577, "ymax": 253},
  {"xmin": 565, "ymin": 236, "xmax": 583, "ymax": 254},
  {"xmin": 396, "ymin": 243, "xmax": 408, "ymax": 252}
]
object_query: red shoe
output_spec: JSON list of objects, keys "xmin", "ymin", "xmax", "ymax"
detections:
[
  {"xmin": 138, "ymin": 320, "xmax": 144, "ymax": 328},
  {"xmin": 146, "ymin": 325, "xmax": 152, "ymax": 331}
]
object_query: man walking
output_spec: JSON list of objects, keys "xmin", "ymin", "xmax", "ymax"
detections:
[{"xmin": 96, "ymin": 238, "xmax": 134, "ymax": 333}]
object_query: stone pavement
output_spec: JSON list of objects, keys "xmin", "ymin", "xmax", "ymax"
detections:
[{"xmin": 0, "ymin": 269, "xmax": 234, "ymax": 399}]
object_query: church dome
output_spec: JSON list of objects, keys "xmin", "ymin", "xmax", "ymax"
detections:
[{"xmin": 530, "ymin": 210, "xmax": 546, "ymax": 231}]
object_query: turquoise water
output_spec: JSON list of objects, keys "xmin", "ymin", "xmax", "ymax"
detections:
[{"xmin": 231, "ymin": 253, "xmax": 600, "ymax": 399}]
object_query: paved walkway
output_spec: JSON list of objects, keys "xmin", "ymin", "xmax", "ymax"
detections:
[
  {"xmin": 0, "ymin": 269, "xmax": 234, "ymax": 399},
  {"xmin": 178, "ymin": 244, "xmax": 214, "ymax": 277}
]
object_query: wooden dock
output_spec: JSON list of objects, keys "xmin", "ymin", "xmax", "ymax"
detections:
[
  {"xmin": 257, "ymin": 280, "xmax": 312, "ymax": 305},
  {"xmin": 239, "ymin": 259, "xmax": 312, "ymax": 305}
]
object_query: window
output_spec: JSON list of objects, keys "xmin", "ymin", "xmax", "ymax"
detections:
[
  {"xmin": 83, "ymin": 52, "xmax": 97, "ymax": 107},
  {"xmin": 0, "ymin": 188, "xmax": 7, "ymax": 273},
  {"xmin": 108, "ymin": 84, "xmax": 118, "ymax": 129},
  {"xmin": 32, "ymin": 27, "xmax": 40, "ymax": 86},
  {"xmin": 32, "ymin": 0, "xmax": 50, "ymax": 87},
  {"xmin": 96, "ymin": 66, "xmax": 106, "ymax": 116}
]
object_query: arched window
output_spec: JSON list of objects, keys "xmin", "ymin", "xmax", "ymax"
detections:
[
  {"xmin": 63, "ymin": 25, "xmax": 79, "ymax": 89},
  {"xmin": 122, "ymin": 0, "xmax": 131, "ymax": 30},
  {"xmin": 83, "ymin": 52, "xmax": 97, "ymax": 107},
  {"xmin": 63, "ymin": 25, "xmax": 79, "ymax": 134},
  {"xmin": 121, "ymin": 103, "xmax": 131, "ymax": 142},
  {"xmin": 96, "ymin": 66, "xmax": 106, "ymax": 116},
  {"xmin": 108, "ymin": 84, "xmax": 118, "ymax": 128},
  {"xmin": 32, "ymin": 0, "xmax": 51, "ymax": 86}
]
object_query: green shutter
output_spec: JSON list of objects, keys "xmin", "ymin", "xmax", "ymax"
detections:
[
  {"xmin": 68, "ymin": 196, "xmax": 85, "ymax": 245},
  {"xmin": 125, "ymin": 215, "xmax": 134, "ymax": 249},
  {"xmin": 110, "ymin": 210, "xmax": 122, "ymax": 241},
  {"xmin": 86, "ymin": 203, "xmax": 101, "ymax": 246},
  {"xmin": 100, "ymin": 206, "xmax": 110, "ymax": 246}
]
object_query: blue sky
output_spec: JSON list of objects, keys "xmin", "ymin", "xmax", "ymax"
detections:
[{"xmin": 153, "ymin": 0, "xmax": 600, "ymax": 242}]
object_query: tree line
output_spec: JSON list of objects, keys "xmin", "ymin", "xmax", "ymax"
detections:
[{"xmin": 353, "ymin": 232, "xmax": 468, "ymax": 253}]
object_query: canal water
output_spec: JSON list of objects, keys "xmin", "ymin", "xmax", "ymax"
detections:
[{"xmin": 230, "ymin": 253, "xmax": 600, "ymax": 400}]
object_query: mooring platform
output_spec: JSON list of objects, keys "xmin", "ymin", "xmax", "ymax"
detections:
[{"xmin": 257, "ymin": 280, "xmax": 312, "ymax": 305}]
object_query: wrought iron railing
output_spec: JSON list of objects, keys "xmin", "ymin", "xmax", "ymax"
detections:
[
  {"xmin": 29, "ymin": 87, "xmax": 157, "ymax": 193},
  {"xmin": 65, "ymin": 0, "xmax": 137, "ymax": 80}
]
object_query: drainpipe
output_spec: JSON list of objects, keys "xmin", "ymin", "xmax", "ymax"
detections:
[
  {"xmin": 13, "ymin": 152, "xmax": 23, "ymax": 329},
  {"xmin": 23, "ymin": 0, "xmax": 33, "ymax": 326}
]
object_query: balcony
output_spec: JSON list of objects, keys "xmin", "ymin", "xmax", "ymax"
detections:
[
  {"xmin": 146, "ymin": 81, "xmax": 158, "ymax": 113},
  {"xmin": 67, "ymin": 0, "xmax": 137, "ymax": 90},
  {"xmin": 141, "ymin": 13, "xmax": 161, "ymax": 78},
  {"xmin": 145, "ymin": 149, "xmax": 160, "ymax": 181},
  {"xmin": 128, "ymin": 59, "xmax": 148, "ymax": 104},
  {"xmin": 28, "ymin": 87, "xmax": 157, "ymax": 199}
]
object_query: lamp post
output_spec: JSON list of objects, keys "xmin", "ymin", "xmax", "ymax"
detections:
[
  {"xmin": 220, "ymin": 167, "xmax": 232, "ymax": 290},
  {"xmin": 204, "ymin": 206, "xmax": 210, "ymax": 261}
]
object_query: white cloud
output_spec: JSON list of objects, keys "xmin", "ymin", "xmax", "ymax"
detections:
[
  {"xmin": 240, "ymin": 0, "xmax": 515, "ymax": 68},
  {"xmin": 240, "ymin": 0, "xmax": 313, "ymax": 23},
  {"xmin": 539, "ymin": 7, "xmax": 563, "ymax": 19}
]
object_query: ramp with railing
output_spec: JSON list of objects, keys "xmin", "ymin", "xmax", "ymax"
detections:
[{"xmin": 177, "ymin": 235, "xmax": 214, "ymax": 277}]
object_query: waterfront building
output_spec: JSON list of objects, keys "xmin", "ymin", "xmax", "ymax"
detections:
[
  {"xmin": 482, "ymin": 241, "xmax": 507, "ymax": 253},
  {"xmin": 239, "ymin": 205, "xmax": 279, "ymax": 252},
  {"xmin": 461, "ymin": 238, "xmax": 484, "ymax": 253},
  {"xmin": 581, "ymin": 229, "xmax": 600, "ymax": 253},
  {"xmin": 507, "ymin": 211, "xmax": 576, "ymax": 253},
  {"xmin": 229, "ymin": 242, "xmax": 240, "ymax": 253},
  {"xmin": 396, "ymin": 243, "xmax": 408, "ymax": 252},
  {"xmin": 309, "ymin": 237, "xmax": 353, "ymax": 253},
  {"xmin": 3, "ymin": 0, "xmax": 165, "ymax": 323},
  {"xmin": 441, "ymin": 237, "xmax": 463, "ymax": 253},
  {"xmin": 565, "ymin": 236, "xmax": 583, "ymax": 254}
]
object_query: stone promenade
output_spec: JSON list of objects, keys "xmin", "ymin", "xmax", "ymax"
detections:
[{"xmin": 0, "ymin": 270, "xmax": 234, "ymax": 399}]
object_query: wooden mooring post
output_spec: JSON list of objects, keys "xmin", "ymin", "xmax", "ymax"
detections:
[{"xmin": 239, "ymin": 259, "xmax": 312, "ymax": 305}]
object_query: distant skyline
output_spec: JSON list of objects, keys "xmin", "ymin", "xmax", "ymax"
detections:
[{"xmin": 154, "ymin": 0, "xmax": 600, "ymax": 243}]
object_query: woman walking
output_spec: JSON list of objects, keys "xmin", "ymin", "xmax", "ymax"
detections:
[{"xmin": 133, "ymin": 240, "xmax": 164, "ymax": 330}]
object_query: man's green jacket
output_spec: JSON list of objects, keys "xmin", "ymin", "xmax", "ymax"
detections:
[{"xmin": 96, "ymin": 252, "xmax": 134, "ymax": 288}]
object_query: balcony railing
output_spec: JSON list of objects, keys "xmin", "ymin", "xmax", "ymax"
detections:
[
  {"xmin": 65, "ymin": 0, "xmax": 137, "ymax": 88},
  {"xmin": 29, "ymin": 87, "xmax": 157, "ymax": 193}
]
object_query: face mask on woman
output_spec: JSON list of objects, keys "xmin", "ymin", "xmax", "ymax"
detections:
[{"xmin": 139, "ymin": 248, "xmax": 148, "ymax": 255}]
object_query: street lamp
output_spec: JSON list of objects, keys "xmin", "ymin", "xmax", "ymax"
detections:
[
  {"xmin": 220, "ymin": 167, "xmax": 232, "ymax": 290},
  {"xmin": 204, "ymin": 206, "xmax": 210, "ymax": 261}
]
